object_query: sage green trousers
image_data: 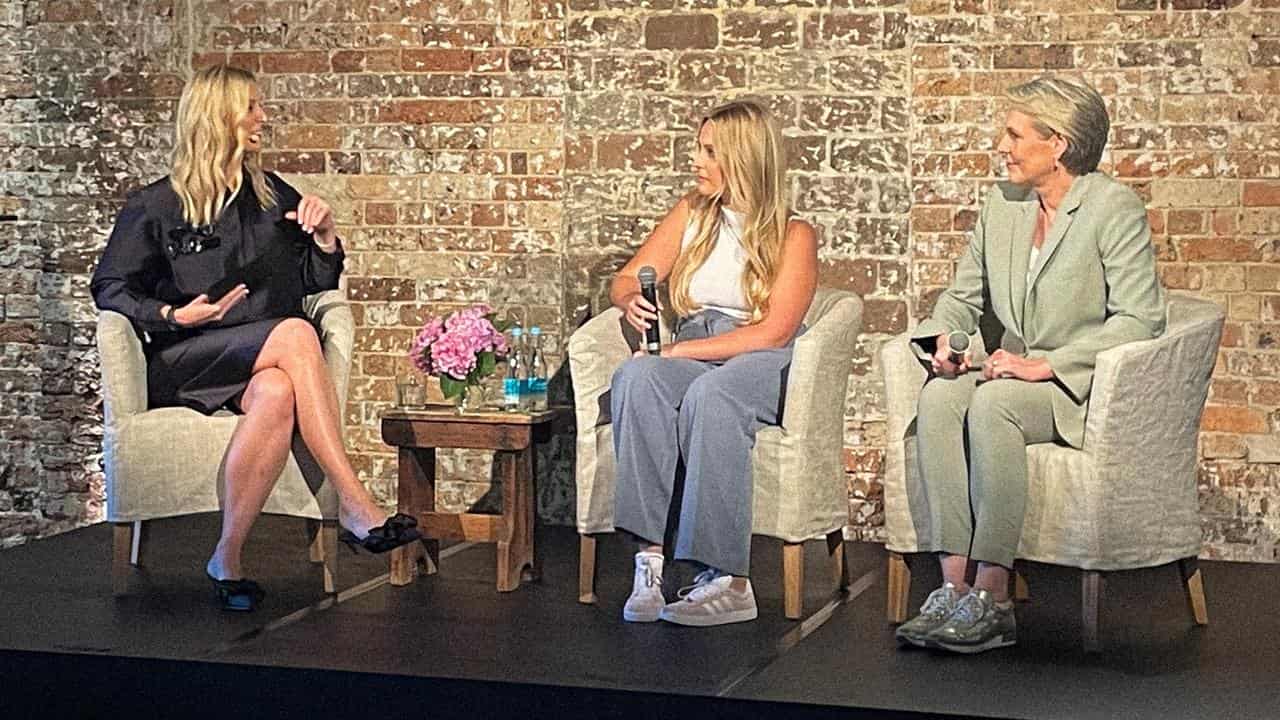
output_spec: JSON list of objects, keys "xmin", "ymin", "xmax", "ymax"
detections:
[{"xmin": 915, "ymin": 374, "xmax": 1060, "ymax": 568}]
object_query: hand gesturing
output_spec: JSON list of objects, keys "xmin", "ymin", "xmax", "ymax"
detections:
[
  {"xmin": 285, "ymin": 194, "xmax": 337, "ymax": 248},
  {"xmin": 171, "ymin": 284, "xmax": 249, "ymax": 327}
]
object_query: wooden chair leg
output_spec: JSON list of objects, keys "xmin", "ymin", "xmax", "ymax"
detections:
[
  {"xmin": 112, "ymin": 522, "xmax": 135, "ymax": 596},
  {"xmin": 307, "ymin": 519, "xmax": 323, "ymax": 563},
  {"xmin": 578, "ymin": 534, "xmax": 598, "ymax": 604},
  {"xmin": 827, "ymin": 529, "xmax": 849, "ymax": 592},
  {"xmin": 305, "ymin": 518, "xmax": 339, "ymax": 593},
  {"xmin": 783, "ymin": 542, "xmax": 804, "ymax": 620},
  {"xmin": 887, "ymin": 551, "xmax": 911, "ymax": 624},
  {"xmin": 1178, "ymin": 557, "xmax": 1208, "ymax": 626},
  {"xmin": 1013, "ymin": 571, "xmax": 1029, "ymax": 602},
  {"xmin": 1082, "ymin": 570, "xmax": 1103, "ymax": 653},
  {"xmin": 319, "ymin": 519, "xmax": 338, "ymax": 594}
]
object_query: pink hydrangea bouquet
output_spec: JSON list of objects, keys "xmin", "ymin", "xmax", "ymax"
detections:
[{"xmin": 409, "ymin": 304, "xmax": 510, "ymax": 401}]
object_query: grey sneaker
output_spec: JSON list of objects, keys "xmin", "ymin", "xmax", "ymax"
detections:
[
  {"xmin": 925, "ymin": 588, "xmax": 1017, "ymax": 654},
  {"xmin": 622, "ymin": 552, "xmax": 665, "ymax": 622},
  {"xmin": 659, "ymin": 571, "xmax": 758, "ymax": 627},
  {"xmin": 895, "ymin": 582, "xmax": 962, "ymax": 648}
]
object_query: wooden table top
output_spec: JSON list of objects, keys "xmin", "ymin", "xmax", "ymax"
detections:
[{"xmin": 382, "ymin": 405, "xmax": 569, "ymax": 426}]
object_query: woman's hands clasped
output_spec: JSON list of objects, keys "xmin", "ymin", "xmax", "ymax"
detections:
[
  {"xmin": 931, "ymin": 335, "xmax": 1054, "ymax": 383},
  {"xmin": 981, "ymin": 348, "xmax": 1054, "ymax": 382}
]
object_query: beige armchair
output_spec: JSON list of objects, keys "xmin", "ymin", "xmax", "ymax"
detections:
[
  {"xmin": 568, "ymin": 288, "xmax": 863, "ymax": 619},
  {"xmin": 880, "ymin": 293, "xmax": 1224, "ymax": 650},
  {"xmin": 98, "ymin": 290, "xmax": 354, "ymax": 595}
]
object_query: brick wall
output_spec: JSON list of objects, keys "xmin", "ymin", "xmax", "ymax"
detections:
[
  {"xmin": 0, "ymin": 0, "xmax": 188, "ymax": 546},
  {"xmin": 2, "ymin": 0, "xmax": 1277, "ymax": 561}
]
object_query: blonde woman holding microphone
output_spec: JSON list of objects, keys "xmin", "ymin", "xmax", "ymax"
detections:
[{"xmin": 607, "ymin": 100, "xmax": 818, "ymax": 627}]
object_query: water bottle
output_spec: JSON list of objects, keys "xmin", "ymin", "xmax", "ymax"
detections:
[
  {"xmin": 503, "ymin": 327, "xmax": 525, "ymax": 412},
  {"xmin": 528, "ymin": 326, "xmax": 549, "ymax": 412},
  {"xmin": 517, "ymin": 329, "xmax": 533, "ymax": 410}
]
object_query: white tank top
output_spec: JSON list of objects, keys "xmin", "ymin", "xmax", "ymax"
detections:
[{"xmin": 681, "ymin": 207, "xmax": 752, "ymax": 322}]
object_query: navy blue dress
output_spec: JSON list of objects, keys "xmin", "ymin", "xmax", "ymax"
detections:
[{"xmin": 90, "ymin": 172, "xmax": 344, "ymax": 414}]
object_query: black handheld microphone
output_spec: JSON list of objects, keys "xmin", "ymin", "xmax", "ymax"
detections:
[
  {"xmin": 946, "ymin": 331, "xmax": 970, "ymax": 366},
  {"xmin": 637, "ymin": 266, "xmax": 661, "ymax": 355}
]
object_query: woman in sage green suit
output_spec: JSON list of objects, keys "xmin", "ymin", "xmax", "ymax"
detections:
[{"xmin": 895, "ymin": 76, "xmax": 1167, "ymax": 654}]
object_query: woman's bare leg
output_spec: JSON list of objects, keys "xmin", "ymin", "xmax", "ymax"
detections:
[
  {"xmin": 206, "ymin": 368, "xmax": 296, "ymax": 580},
  {"xmin": 252, "ymin": 318, "xmax": 385, "ymax": 534}
]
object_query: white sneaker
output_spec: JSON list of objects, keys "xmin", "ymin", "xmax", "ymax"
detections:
[
  {"xmin": 659, "ymin": 571, "xmax": 758, "ymax": 627},
  {"xmin": 622, "ymin": 552, "xmax": 665, "ymax": 623}
]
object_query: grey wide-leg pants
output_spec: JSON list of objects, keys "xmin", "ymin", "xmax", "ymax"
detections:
[
  {"xmin": 916, "ymin": 373, "xmax": 1059, "ymax": 568},
  {"xmin": 611, "ymin": 310, "xmax": 794, "ymax": 577}
]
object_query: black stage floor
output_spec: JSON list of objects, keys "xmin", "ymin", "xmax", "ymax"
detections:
[{"xmin": 2, "ymin": 514, "xmax": 1278, "ymax": 719}]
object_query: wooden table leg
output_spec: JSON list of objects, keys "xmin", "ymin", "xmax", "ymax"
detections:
[
  {"xmin": 495, "ymin": 448, "xmax": 536, "ymax": 592},
  {"xmin": 391, "ymin": 446, "xmax": 438, "ymax": 587},
  {"xmin": 521, "ymin": 447, "xmax": 541, "ymax": 584}
]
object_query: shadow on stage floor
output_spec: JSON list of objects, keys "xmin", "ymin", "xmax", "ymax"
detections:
[{"xmin": 1, "ymin": 514, "xmax": 1278, "ymax": 719}]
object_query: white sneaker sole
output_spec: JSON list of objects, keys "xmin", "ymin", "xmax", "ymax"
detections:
[
  {"xmin": 622, "ymin": 607, "xmax": 662, "ymax": 623},
  {"xmin": 659, "ymin": 606, "xmax": 758, "ymax": 627}
]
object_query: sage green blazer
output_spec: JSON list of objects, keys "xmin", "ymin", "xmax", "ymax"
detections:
[{"xmin": 912, "ymin": 172, "xmax": 1167, "ymax": 449}]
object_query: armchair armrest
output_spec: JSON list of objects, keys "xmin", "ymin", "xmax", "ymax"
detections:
[
  {"xmin": 567, "ymin": 307, "xmax": 633, "ymax": 431},
  {"xmin": 1067, "ymin": 294, "xmax": 1223, "ymax": 565},
  {"xmin": 567, "ymin": 307, "xmax": 634, "ymax": 534},
  {"xmin": 880, "ymin": 333, "xmax": 929, "ymax": 445},
  {"xmin": 781, "ymin": 292, "xmax": 862, "ymax": 439},
  {"xmin": 1083, "ymin": 293, "xmax": 1225, "ymax": 472},
  {"xmin": 879, "ymin": 332, "xmax": 930, "ymax": 552},
  {"xmin": 304, "ymin": 289, "xmax": 355, "ymax": 408},
  {"xmin": 96, "ymin": 310, "xmax": 148, "ymax": 427}
]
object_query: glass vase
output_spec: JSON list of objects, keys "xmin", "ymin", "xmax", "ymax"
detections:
[{"xmin": 453, "ymin": 384, "xmax": 491, "ymax": 415}]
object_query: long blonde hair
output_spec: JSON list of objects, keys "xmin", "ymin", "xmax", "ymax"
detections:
[
  {"xmin": 170, "ymin": 65, "xmax": 275, "ymax": 226},
  {"xmin": 668, "ymin": 100, "xmax": 789, "ymax": 325}
]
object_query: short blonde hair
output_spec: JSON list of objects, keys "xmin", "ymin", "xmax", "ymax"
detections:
[{"xmin": 1004, "ymin": 76, "xmax": 1109, "ymax": 176}]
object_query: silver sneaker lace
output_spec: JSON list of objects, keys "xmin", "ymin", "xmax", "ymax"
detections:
[
  {"xmin": 675, "ymin": 569, "xmax": 719, "ymax": 600},
  {"xmin": 950, "ymin": 593, "xmax": 985, "ymax": 627},
  {"xmin": 919, "ymin": 585, "xmax": 957, "ymax": 619}
]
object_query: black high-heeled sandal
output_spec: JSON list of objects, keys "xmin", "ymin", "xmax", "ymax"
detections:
[
  {"xmin": 207, "ymin": 573, "xmax": 265, "ymax": 612},
  {"xmin": 338, "ymin": 513, "xmax": 422, "ymax": 554}
]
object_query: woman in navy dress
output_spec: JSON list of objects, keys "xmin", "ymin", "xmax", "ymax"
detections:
[{"xmin": 91, "ymin": 65, "xmax": 417, "ymax": 611}]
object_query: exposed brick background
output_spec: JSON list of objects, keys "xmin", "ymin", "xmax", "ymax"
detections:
[
  {"xmin": 1, "ymin": 0, "xmax": 1277, "ymax": 562},
  {"xmin": 190, "ymin": 0, "xmax": 574, "ymax": 518}
]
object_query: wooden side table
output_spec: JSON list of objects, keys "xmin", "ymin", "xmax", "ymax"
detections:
[{"xmin": 380, "ymin": 407, "xmax": 566, "ymax": 592}]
